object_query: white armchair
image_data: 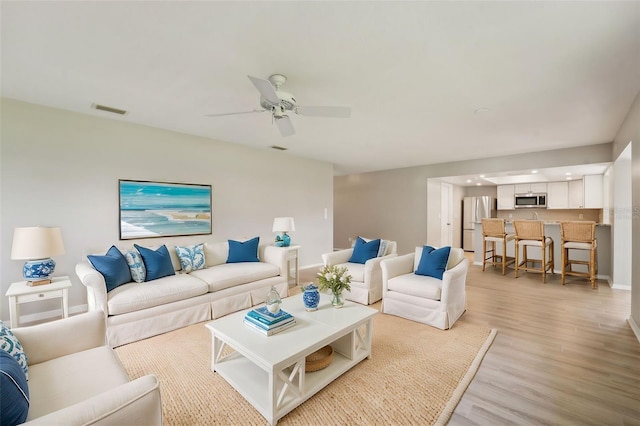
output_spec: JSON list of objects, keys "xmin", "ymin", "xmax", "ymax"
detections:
[
  {"xmin": 11, "ymin": 311, "xmax": 162, "ymax": 425},
  {"xmin": 322, "ymin": 238, "xmax": 397, "ymax": 305},
  {"xmin": 381, "ymin": 247, "xmax": 468, "ymax": 329}
]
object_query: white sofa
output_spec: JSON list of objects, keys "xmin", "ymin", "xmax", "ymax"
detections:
[
  {"xmin": 12, "ymin": 311, "xmax": 162, "ymax": 425},
  {"xmin": 381, "ymin": 247, "xmax": 468, "ymax": 329},
  {"xmin": 322, "ymin": 239, "xmax": 397, "ymax": 305},
  {"xmin": 76, "ymin": 241, "xmax": 289, "ymax": 347}
]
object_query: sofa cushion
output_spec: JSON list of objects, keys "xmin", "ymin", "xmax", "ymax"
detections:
[
  {"xmin": 349, "ymin": 237, "xmax": 381, "ymax": 264},
  {"xmin": 0, "ymin": 349, "xmax": 29, "ymax": 425},
  {"xmin": 88, "ymin": 246, "xmax": 132, "ymax": 292},
  {"xmin": 190, "ymin": 262, "xmax": 280, "ymax": 292},
  {"xmin": 26, "ymin": 346, "xmax": 129, "ymax": 421},
  {"xmin": 175, "ymin": 243, "xmax": 206, "ymax": 273},
  {"xmin": 106, "ymin": 274, "xmax": 208, "ymax": 315},
  {"xmin": 204, "ymin": 242, "xmax": 228, "ymax": 267},
  {"xmin": 124, "ymin": 249, "xmax": 146, "ymax": 283},
  {"xmin": 336, "ymin": 262, "xmax": 365, "ymax": 282},
  {"xmin": 0, "ymin": 320, "xmax": 28, "ymax": 379},
  {"xmin": 415, "ymin": 246, "xmax": 451, "ymax": 280},
  {"xmin": 388, "ymin": 273, "xmax": 442, "ymax": 301},
  {"xmin": 227, "ymin": 237, "xmax": 260, "ymax": 263},
  {"xmin": 135, "ymin": 244, "xmax": 176, "ymax": 281}
]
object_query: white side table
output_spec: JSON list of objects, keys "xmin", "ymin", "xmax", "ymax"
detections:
[
  {"xmin": 5, "ymin": 276, "xmax": 72, "ymax": 328},
  {"xmin": 281, "ymin": 245, "xmax": 300, "ymax": 286}
]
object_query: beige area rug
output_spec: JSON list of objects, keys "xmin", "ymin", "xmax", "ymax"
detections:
[{"xmin": 115, "ymin": 304, "xmax": 495, "ymax": 425}]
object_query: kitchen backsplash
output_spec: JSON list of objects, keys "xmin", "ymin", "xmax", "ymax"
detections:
[{"xmin": 496, "ymin": 208, "xmax": 602, "ymax": 223}]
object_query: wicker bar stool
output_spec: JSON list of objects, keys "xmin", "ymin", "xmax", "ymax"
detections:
[
  {"xmin": 513, "ymin": 220, "xmax": 554, "ymax": 283},
  {"xmin": 560, "ymin": 221, "xmax": 597, "ymax": 289},
  {"xmin": 482, "ymin": 218, "xmax": 516, "ymax": 275}
]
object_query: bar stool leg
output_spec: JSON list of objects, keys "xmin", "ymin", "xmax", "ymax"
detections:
[
  {"xmin": 542, "ymin": 241, "xmax": 547, "ymax": 284},
  {"xmin": 482, "ymin": 237, "xmax": 487, "ymax": 271},
  {"xmin": 590, "ymin": 246, "xmax": 597, "ymax": 289},
  {"xmin": 561, "ymin": 244, "xmax": 567, "ymax": 285},
  {"xmin": 514, "ymin": 240, "xmax": 519, "ymax": 278}
]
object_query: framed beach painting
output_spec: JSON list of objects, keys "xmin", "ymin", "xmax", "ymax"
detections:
[{"xmin": 119, "ymin": 180, "xmax": 212, "ymax": 240}]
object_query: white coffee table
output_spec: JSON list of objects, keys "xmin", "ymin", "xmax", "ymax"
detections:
[{"xmin": 205, "ymin": 293, "xmax": 377, "ymax": 425}]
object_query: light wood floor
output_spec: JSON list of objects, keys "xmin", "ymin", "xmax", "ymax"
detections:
[{"xmin": 300, "ymin": 257, "xmax": 640, "ymax": 425}]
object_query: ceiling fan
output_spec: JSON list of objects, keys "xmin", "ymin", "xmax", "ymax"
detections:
[{"xmin": 206, "ymin": 74, "xmax": 351, "ymax": 137}]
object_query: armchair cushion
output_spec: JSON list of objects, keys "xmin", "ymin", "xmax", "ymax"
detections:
[
  {"xmin": 0, "ymin": 349, "xmax": 29, "ymax": 425},
  {"xmin": 349, "ymin": 237, "xmax": 381, "ymax": 264},
  {"xmin": 415, "ymin": 246, "xmax": 451, "ymax": 279},
  {"xmin": 227, "ymin": 237, "xmax": 260, "ymax": 263},
  {"xmin": 88, "ymin": 246, "xmax": 132, "ymax": 292},
  {"xmin": 134, "ymin": 244, "xmax": 176, "ymax": 281}
]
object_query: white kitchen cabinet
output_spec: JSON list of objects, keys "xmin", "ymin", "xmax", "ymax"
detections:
[
  {"xmin": 514, "ymin": 183, "xmax": 547, "ymax": 194},
  {"xmin": 568, "ymin": 179, "xmax": 584, "ymax": 208},
  {"xmin": 547, "ymin": 181, "xmax": 568, "ymax": 209},
  {"xmin": 497, "ymin": 184, "xmax": 515, "ymax": 210},
  {"xmin": 583, "ymin": 175, "xmax": 603, "ymax": 208}
]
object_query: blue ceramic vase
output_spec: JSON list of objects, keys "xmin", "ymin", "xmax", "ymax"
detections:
[{"xmin": 302, "ymin": 283, "xmax": 320, "ymax": 311}]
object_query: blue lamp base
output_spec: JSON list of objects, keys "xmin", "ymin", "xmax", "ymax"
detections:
[
  {"xmin": 23, "ymin": 258, "xmax": 56, "ymax": 281},
  {"xmin": 275, "ymin": 233, "xmax": 291, "ymax": 247}
]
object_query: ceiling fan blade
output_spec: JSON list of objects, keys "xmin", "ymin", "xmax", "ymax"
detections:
[
  {"xmin": 205, "ymin": 109, "xmax": 266, "ymax": 118},
  {"xmin": 295, "ymin": 106, "xmax": 351, "ymax": 118},
  {"xmin": 275, "ymin": 115, "xmax": 296, "ymax": 137},
  {"xmin": 248, "ymin": 75, "xmax": 280, "ymax": 105}
]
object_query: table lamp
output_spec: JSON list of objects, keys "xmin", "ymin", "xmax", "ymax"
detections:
[
  {"xmin": 272, "ymin": 217, "xmax": 295, "ymax": 247},
  {"xmin": 11, "ymin": 226, "xmax": 65, "ymax": 286}
]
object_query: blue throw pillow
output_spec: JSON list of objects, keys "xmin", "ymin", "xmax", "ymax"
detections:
[
  {"xmin": 349, "ymin": 237, "xmax": 381, "ymax": 264},
  {"xmin": 134, "ymin": 244, "xmax": 176, "ymax": 281},
  {"xmin": 0, "ymin": 320, "xmax": 28, "ymax": 380},
  {"xmin": 0, "ymin": 349, "xmax": 30, "ymax": 426},
  {"xmin": 227, "ymin": 237, "xmax": 260, "ymax": 263},
  {"xmin": 415, "ymin": 246, "xmax": 451, "ymax": 280},
  {"xmin": 88, "ymin": 246, "xmax": 132, "ymax": 292}
]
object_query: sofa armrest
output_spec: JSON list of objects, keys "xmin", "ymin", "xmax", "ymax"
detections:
[
  {"xmin": 381, "ymin": 253, "xmax": 415, "ymax": 292},
  {"xmin": 25, "ymin": 375, "xmax": 162, "ymax": 425},
  {"xmin": 261, "ymin": 245, "xmax": 288, "ymax": 279},
  {"xmin": 441, "ymin": 258, "xmax": 469, "ymax": 306},
  {"xmin": 12, "ymin": 311, "xmax": 106, "ymax": 365},
  {"xmin": 363, "ymin": 253, "xmax": 398, "ymax": 285},
  {"xmin": 322, "ymin": 248, "xmax": 353, "ymax": 266},
  {"xmin": 76, "ymin": 261, "xmax": 109, "ymax": 315}
]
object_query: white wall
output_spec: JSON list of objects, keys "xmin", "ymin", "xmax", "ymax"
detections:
[
  {"xmin": 0, "ymin": 99, "xmax": 334, "ymax": 321},
  {"xmin": 612, "ymin": 144, "xmax": 632, "ymax": 290},
  {"xmin": 611, "ymin": 89, "xmax": 640, "ymax": 340}
]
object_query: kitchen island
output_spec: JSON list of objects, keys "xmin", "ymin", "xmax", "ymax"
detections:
[{"xmin": 472, "ymin": 222, "xmax": 611, "ymax": 280}]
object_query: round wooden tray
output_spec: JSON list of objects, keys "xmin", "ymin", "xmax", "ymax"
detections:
[{"xmin": 305, "ymin": 345, "xmax": 334, "ymax": 372}]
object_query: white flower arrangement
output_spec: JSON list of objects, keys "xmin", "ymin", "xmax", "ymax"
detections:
[{"xmin": 317, "ymin": 264, "xmax": 352, "ymax": 294}]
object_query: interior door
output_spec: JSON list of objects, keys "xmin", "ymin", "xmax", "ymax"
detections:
[{"xmin": 440, "ymin": 183, "xmax": 453, "ymax": 246}]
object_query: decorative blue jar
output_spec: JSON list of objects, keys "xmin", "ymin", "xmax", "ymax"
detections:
[{"xmin": 302, "ymin": 283, "xmax": 320, "ymax": 311}]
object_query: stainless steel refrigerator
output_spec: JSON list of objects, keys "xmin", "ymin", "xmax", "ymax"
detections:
[{"xmin": 463, "ymin": 196, "xmax": 496, "ymax": 251}]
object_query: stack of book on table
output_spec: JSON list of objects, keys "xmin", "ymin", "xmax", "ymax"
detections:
[{"xmin": 244, "ymin": 306, "xmax": 296, "ymax": 336}]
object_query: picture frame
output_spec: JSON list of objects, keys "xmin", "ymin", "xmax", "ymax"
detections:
[{"xmin": 119, "ymin": 179, "xmax": 212, "ymax": 240}]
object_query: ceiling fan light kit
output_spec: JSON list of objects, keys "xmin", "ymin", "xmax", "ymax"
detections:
[{"xmin": 207, "ymin": 74, "xmax": 351, "ymax": 137}]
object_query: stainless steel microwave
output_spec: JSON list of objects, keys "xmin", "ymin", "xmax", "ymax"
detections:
[{"xmin": 514, "ymin": 193, "xmax": 547, "ymax": 208}]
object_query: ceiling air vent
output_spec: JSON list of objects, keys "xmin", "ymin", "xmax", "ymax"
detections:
[
  {"xmin": 270, "ymin": 145, "xmax": 287, "ymax": 151},
  {"xmin": 92, "ymin": 103, "xmax": 128, "ymax": 115}
]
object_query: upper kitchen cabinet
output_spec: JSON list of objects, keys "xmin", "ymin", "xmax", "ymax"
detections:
[
  {"xmin": 514, "ymin": 183, "xmax": 547, "ymax": 194},
  {"xmin": 568, "ymin": 179, "xmax": 584, "ymax": 208},
  {"xmin": 547, "ymin": 181, "xmax": 569, "ymax": 209},
  {"xmin": 583, "ymin": 175, "xmax": 603, "ymax": 208},
  {"xmin": 497, "ymin": 184, "xmax": 515, "ymax": 210}
]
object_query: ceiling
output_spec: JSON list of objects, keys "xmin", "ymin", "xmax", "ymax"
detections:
[{"xmin": 1, "ymin": 2, "xmax": 639, "ymax": 176}]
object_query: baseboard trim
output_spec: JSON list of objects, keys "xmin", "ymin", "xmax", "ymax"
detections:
[{"xmin": 628, "ymin": 316, "xmax": 640, "ymax": 344}]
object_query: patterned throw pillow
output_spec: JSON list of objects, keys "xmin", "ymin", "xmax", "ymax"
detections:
[
  {"xmin": 0, "ymin": 320, "xmax": 28, "ymax": 379},
  {"xmin": 124, "ymin": 249, "xmax": 146, "ymax": 283},
  {"xmin": 175, "ymin": 244, "xmax": 206, "ymax": 273}
]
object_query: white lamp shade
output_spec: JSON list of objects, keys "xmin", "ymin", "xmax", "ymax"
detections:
[
  {"xmin": 272, "ymin": 217, "xmax": 295, "ymax": 233},
  {"xmin": 11, "ymin": 227, "xmax": 66, "ymax": 260}
]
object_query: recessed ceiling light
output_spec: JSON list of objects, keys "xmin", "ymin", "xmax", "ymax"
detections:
[
  {"xmin": 565, "ymin": 172, "xmax": 572, "ymax": 176},
  {"xmin": 476, "ymin": 183, "xmax": 481, "ymax": 186},
  {"xmin": 479, "ymin": 174, "xmax": 485, "ymax": 178},
  {"xmin": 466, "ymin": 179, "xmax": 472, "ymax": 183},
  {"xmin": 566, "ymin": 177, "xmax": 572, "ymax": 180},
  {"xmin": 532, "ymin": 170, "xmax": 538, "ymax": 174}
]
